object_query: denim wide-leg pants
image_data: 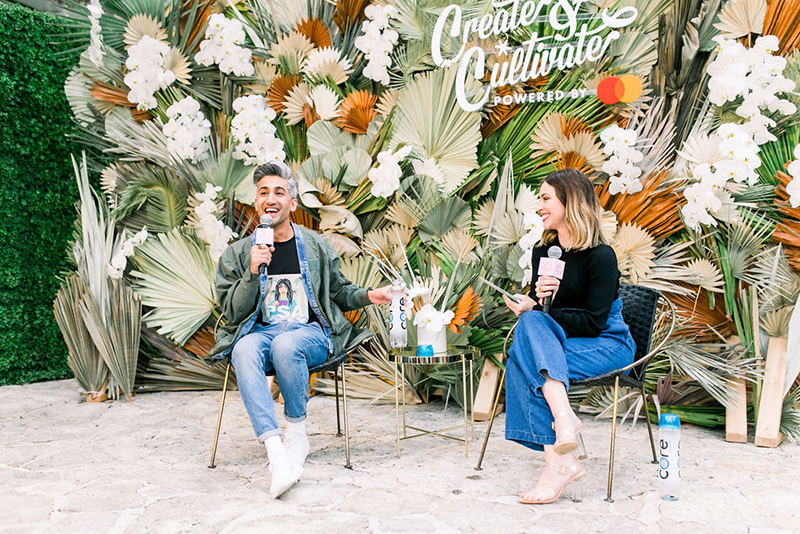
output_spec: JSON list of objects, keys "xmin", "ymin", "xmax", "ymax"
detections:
[
  {"xmin": 231, "ymin": 322, "xmax": 329, "ymax": 442},
  {"xmin": 505, "ymin": 298, "xmax": 635, "ymax": 451}
]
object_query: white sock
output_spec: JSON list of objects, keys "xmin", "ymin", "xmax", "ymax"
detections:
[
  {"xmin": 265, "ymin": 435, "xmax": 285, "ymax": 462},
  {"xmin": 285, "ymin": 420, "xmax": 306, "ymax": 436}
]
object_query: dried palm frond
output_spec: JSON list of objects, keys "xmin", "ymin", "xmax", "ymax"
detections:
[
  {"xmin": 303, "ymin": 46, "xmax": 352, "ymax": 84},
  {"xmin": 742, "ymin": 245, "xmax": 800, "ymax": 309},
  {"xmin": 666, "ymin": 287, "xmax": 734, "ymax": 341},
  {"xmin": 596, "ymin": 170, "xmax": 684, "ymax": 239},
  {"xmin": 269, "ymin": 31, "xmax": 314, "ymax": 74},
  {"xmin": 319, "ymin": 205, "xmax": 363, "ymax": 237},
  {"xmin": 54, "ymin": 276, "xmax": 108, "ymax": 398},
  {"xmin": 336, "ymin": 90, "xmax": 378, "ymax": 134},
  {"xmin": 486, "ymin": 210, "xmax": 525, "ymax": 248},
  {"xmin": 312, "ymin": 177, "xmax": 345, "ymax": 205},
  {"xmin": 449, "ymin": 287, "xmax": 482, "ymax": 334},
  {"xmin": 123, "ymin": 14, "xmax": 168, "ymax": 48},
  {"xmin": 339, "ymin": 254, "xmax": 384, "ymax": 291},
  {"xmin": 183, "ymin": 326, "xmax": 215, "ymax": 357},
  {"xmin": 65, "ymin": 70, "xmax": 95, "ymax": 126},
  {"xmin": 164, "ymin": 47, "xmax": 192, "ymax": 85},
  {"xmin": 392, "ymin": 67, "xmax": 482, "ymax": 195},
  {"xmin": 555, "ymin": 132, "xmax": 605, "ymax": 171},
  {"xmin": 764, "ymin": 0, "xmax": 800, "ymax": 55},
  {"xmin": 714, "ymin": 0, "xmax": 766, "ymax": 39},
  {"xmin": 685, "ymin": 258, "xmax": 725, "ymax": 293},
  {"xmin": 246, "ymin": 61, "xmax": 278, "ymax": 93},
  {"xmin": 611, "ymin": 222, "xmax": 656, "ymax": 284},
  {"xmin": 321, "ymin": 232, "xmax": 361, "ymax": 256},
  {"xmin": 417, "ymin": 196, "xmax": 472, "ymax": 244},
  {"xmin": 90, "ymin": 80, "xmax": 153, "ymax": 122},
  {"xmin": 676, "ymin": 131, "xmax": 722, "ymax": 170},
  {"xmin": 363, "ymin": 225, "xmax": 413, "ymax": 267},
  {"xmin": 772, "ymin": 169, "xmax": 800, "ymax": 269},
  {"xmin": 761, "ymin": 306, "xmax": 794, "ymax": 337},
  {"xmin": 472, "ymin": 199, "xmax": 495, "ymax": 237},
  {"xmin": 601, "ymin": 209, "xmax": 618, "ymax": 242},
  {"xmin": 232, "ymin": 200, "xmax": 258, "ymax": 237},
  {"xmin": 441, "ymin": 227, "xmax": 479, "ymax": 264},
  {"xmin": 296, "ymin": 17, "xmax": 332, "ymax": 48},
  {"xmin": 80, "ymin": 280, "xmax": 142, "ymax": 401},
  {"xmin": 625, "ymin": 96, "xmax": 677, "ymax": 176},
  {"xmin": 376, "ymin": 89, "xmax": 399, "ymax": 117},
  {"xmin": 129, "ymin": 228, "xmax": 218, "ymax": 346},
  {"xmin": 283, "ymin": 82, "xmax": 312, "ymax": 125},
  {"xmin": 104, "ymin": 109, "xmax": 170, "ymax": 164},
  {"xmin": 267, "ymin": 74, "xmax": 299, "ymax": 113},
  {"xmin": 515, "ymin": 184, "xmax": 538, "ymax": 214},
  {"xmin": 529, "ymin": 113, "xmax": 579, "ymax": 159},
  {"xmin": 100, "ymin": 163, "xmax": 121, "ymax": 208},
  {"xmin": 333, "ymin": 0, "xmax": 370, "ymax": 33},
  {"xmin": 718, "ymin": 210, "xmax": 774, "ymax": 280},
  {"xmin": 609, "ymin": 31, "xmax": 658, "ymax": 75},
  {"xmin": 642, "ymin": 241, "xmax": 700, "ymax": 296},
  {"xmin": 482, "ymin": 84, "xmax": 523, "ymax": 138},
  {"xmin": 385, "ymin": 198, "xmax": 421, "ymax": 228}
]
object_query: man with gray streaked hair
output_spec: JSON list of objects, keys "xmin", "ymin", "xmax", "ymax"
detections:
[{"xmin": 209, "ymin": 161, "xmax": 393, "ymax": 499}]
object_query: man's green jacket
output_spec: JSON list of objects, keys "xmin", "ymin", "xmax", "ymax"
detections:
[{"xmin": 208, "ymin": 223, "xmax": 373, "ymax": 361}]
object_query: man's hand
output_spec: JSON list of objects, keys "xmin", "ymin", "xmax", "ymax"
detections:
[
  {"xmin": 503, "ymin": 294, "xmax": 535, "ymax": 317},
  {"xmin": 249, "ymin": 245, "xmax": 274, "ymax": 275},
  {"xmin": 367, "ymin": 286, "xmax": 393, "ymax": 305}
]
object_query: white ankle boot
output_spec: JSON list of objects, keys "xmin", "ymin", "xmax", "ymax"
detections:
[
  {"xmin": 266, "ymin": 436, "xmax": 303, "ymax": 499},
  {"xmin": 284, "ymin": 430, "xmax": 310, "ymax": 468}
]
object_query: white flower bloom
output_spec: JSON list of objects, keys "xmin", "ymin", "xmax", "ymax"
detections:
[
  {"xmin": 86, "ymin": 0, "xmax": 105, "ymax": 68},
  {"xmin": 794, "ymin": 144, "xmax": 800, "ymax": 161},
  {"xmin": 787, "ymin": 178, "xmax": 800, "ymax": 208},
  {"xmin": 355, "ymin": 4, "xmax": 398, "ymax": 85},
  {"xmin": 124, "ymin": 36, "xmax": 176, "ymax": 110},
  {"xmin": 787, "ymin": 159, "xmax": 800, "ymax": 179},
  {"xmin": 230, "ymin": 95, "xmax": 285, "ymax": 165},
  {"xmin": 601, "ymin": 126, "xmax": 644, "ymax": 195},
  {"xmin": 195, "ymin": 14, "xmax": 254, "ymax": 77},
  {"xmin": 163, "ymin": 97, "xmax": 212, "ymax": 163},
  {"xmin": 368, "ymin": 146, "xmax": 412, "ymax": 198},
  {"xmin": 413, "ymin": 304, "xmax": 455, "ymax": 332}
]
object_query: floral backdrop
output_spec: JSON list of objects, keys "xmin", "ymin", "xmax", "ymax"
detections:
[{"xmin": 56, "ymin": 0, "xmax": 800, "ymax": 436}]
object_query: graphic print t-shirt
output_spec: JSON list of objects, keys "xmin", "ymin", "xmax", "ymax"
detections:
[{"xmin": 260, "ymin": 236, "xmax": 313, "ymax": 325}]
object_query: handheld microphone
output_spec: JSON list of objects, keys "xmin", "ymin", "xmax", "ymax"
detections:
[
  {"xmin": 255, "ymin": 214, "xmax": 274, "ymax": 275},
  {"xmin": 537, "ymin": 246, "xmax": 565, "ymax": 314}
]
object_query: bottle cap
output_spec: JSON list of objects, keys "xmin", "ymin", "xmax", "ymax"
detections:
[
  {"xmin": 416, "ymin": 344, "xmax": 434, "ymax": 357},
  {"xmin": 659, "ymin": 412, "xmax": 681, "ymax": 429}
]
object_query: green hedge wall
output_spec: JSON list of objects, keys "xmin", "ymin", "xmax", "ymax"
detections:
[{"xmin": 0, "ymin": 3, "xmax": 79, "ymax": 385}]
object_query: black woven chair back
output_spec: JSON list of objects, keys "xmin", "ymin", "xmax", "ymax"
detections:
[{"xmin": 619, "ymin": 284, "xmax": 659, "ymax": 382}]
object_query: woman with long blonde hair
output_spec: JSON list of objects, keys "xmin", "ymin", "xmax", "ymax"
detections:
[{"xmin": 503, "ymin": 168, "xmax": 635, "ymax": 504}]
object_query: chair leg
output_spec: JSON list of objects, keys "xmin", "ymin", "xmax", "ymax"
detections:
[
  {"xmin": 606, "ymin": 375, "xmax": 620, "ymax": 502},
  {"xmin": 209, "ymin": 362, "xmax": 232, "ymax": 469},
  {"xmin": 334, "ymin": 365, "xmax": 342, "ymax": 436},
  {"xmin": 340, "ymin": 362, "xmax": 352, "ymax": 469},
  {"xmin": 475, "ymin": 362, "xmax": 508, "ymax": 470},
  {"xmin": 641, "ymin": 388, "xmax": 658, "ymax": 463}
]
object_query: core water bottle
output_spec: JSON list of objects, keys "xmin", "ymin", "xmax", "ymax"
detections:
[
  {"xmin": 389, "ymin": 279, "xmax": 407, "ymax": 348},
  {"xmin": 658, "ymin": 412, "xmax": 681, "ymax": 500}
]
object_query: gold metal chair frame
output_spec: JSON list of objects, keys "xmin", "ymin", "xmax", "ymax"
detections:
[
  {"xmin": 208, "ymin": 356, "xmax": 352, "ymax": 469},
  {"xmin": 474, "ymin": 289, "xmax": 676, "ymax": 502}
]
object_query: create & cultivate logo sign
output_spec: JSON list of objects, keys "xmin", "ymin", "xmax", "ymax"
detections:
[{"xmin": 431, "ymin": 0, "xmax": 639, "ymax": 111}]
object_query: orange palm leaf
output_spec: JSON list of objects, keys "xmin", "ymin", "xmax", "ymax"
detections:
[
  {"xmin": 336, "ymin": 90, "xmax": 378, "ymax": 134},
  {"xmin": 333, "ymin": 0, "xmax": 369, "ymax": 32},
  {"xmin": 772, "ymin": 169, "xmax": 800, "ymax": 270},
  {"xmin": 291, "ymin": 206, "xmax": 320, "ymax": 230},
  {"xmin": 764, "ymin": 0, "xmax": 800, "ymax": 55},
  {"xmin": 555, "ymin": 152, "xmax": 593, "ymax": 175},
  {"xmin": 89, "ymin": 80, "xmax": 153, "ymax": 122},
  {"xmin": 448, "ymin": 287, "xmax": 482, "ymax": 334},
  {"xmin": 296, "ymin": 17, "xmax": 332, "ymax": 48},
  {"xmin": 344, "ymin": 309, "xmax": 361, "ymax": 324},
  {"xmin": 184, "ymin": 326, "xmax": 215, "ymax": 356},
  {"xmin": 267, "ymin": 75, "xmax": 299, "ymax": 114},
  {"xmin": 666, "ymin": 286, "xmax": 733, "ymax": 341},
  {"xmin": 596, "ymin": 170, "xmax": 684, "ymax": 239}
]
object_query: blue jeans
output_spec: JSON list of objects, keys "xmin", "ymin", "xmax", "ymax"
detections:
[
  {"xmin": 505, "ymin": 299, "xmax": 635, "ymax": 451},
  {"xmin": 231, "ymin": 322, "xmax": 329, "ymax": 442}
]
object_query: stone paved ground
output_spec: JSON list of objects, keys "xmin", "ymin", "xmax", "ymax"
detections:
[{"xmin": 1, "ymin": 379, "xmax": 798, "ymax": 533}]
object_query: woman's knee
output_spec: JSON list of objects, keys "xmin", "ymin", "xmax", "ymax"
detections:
[{"xmin": 517, "ymin": 310, "xmax": 550, "ymax": 330}]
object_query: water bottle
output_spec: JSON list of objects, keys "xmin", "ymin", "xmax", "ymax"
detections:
[
  {"xmin": 658, "ymin": 412, "xmax": 681, "ymax": 500},
  {"xmin": 389, "ymin": 279, "xmax": 407, "ymax": 348}
]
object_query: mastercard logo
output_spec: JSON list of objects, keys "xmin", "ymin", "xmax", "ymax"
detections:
[{"xmin": 597, "ymin": 75, "xmax": 643, "ymax": 105}]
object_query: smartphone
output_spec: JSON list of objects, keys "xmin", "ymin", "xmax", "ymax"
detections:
[{"xmin": 478, "ymin": 277, "xmax": 520, "ymax": 303}]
